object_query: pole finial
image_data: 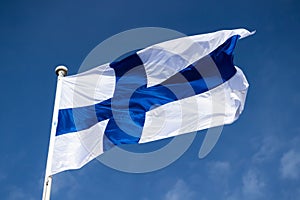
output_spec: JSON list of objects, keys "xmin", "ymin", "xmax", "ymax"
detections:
[{"xmin": 55, "ymin": 65, "xmax": 68, "ymax": 77}]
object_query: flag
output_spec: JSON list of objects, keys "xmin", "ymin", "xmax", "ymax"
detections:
[{"xmin": 50, "ymin": 28, "xmax": 253, "ymax": 175}]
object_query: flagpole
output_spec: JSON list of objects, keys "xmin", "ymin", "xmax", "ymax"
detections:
[{"xmin": 42, "ymin": 65, "xmax": 68, "ymax": 200}]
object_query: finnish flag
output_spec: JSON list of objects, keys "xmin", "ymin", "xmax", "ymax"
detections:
[{"xmin": 50, "ymin": 28, "xmax": 253, "ymax": 175}]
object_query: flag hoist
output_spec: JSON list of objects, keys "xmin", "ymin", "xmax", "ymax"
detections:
[{"xmin": 42, "ymin": 66, "xmax": 68, "ymax": 200}]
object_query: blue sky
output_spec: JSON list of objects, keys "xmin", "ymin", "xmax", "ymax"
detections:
[{"xmin": 1, "ymin": 0, "xmax": 300, "ymax": 199}]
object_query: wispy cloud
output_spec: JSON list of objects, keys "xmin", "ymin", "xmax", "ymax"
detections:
[
  {"xmin": 164, "ymin": 179, "xmax": 194, "ymax": 200},
  {"xmin": 225, "ymin": 169, "xmax": 266, "ymax": 200},
  {"xmin": 242, "ymin": 169, "xmax": 265, "ymax": 198},
  {"xmin": 208, "ymin": 161, "xmax": 230, "ymax": 174},
  {"xmin": 280, "ymin": 149, "xmax": 300, "ymax": 180},
  {"xmin": 7, "ymin": 186, "xmax": 35, "ymax": 200},
  {"xmin": 252, "ymin": 136, "xmax": 280, "ymax": 163},
  {"xmin": 0, "ymin": 172, "xmax": 6, "ymax": 182},
  {"xmin": 207, "ymin": 160, "xmax": 230, "ymax": 182},
  {"xmin": 51, "ymin": 172, "xmax": 79, "ymax": 199}
]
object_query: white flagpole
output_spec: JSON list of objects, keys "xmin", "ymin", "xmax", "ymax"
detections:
[{"xmin": 42, "ymin": 66, "xmax": 68, "ymax": 200}]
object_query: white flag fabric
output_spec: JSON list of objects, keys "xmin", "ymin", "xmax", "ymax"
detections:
[{"xmin": 50, "ymin": 28, "xmax": 253, "ymax": 175}]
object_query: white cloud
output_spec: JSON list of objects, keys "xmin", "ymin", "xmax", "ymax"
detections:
[
  {"xmin": 7, "ymin": 186, "xmax": 35, "ymax": 200},
  {"xmin": 226, "ymin": 169, "xmax": 266, "ymax": 200},
  {"xmin": 51, "ymin": 172, "xmax": 79, "ymax": 199},
  {"xmin": 252, "ymin": 136, "xmax": 280, "ymax": 163},
  {"xmin": 280, "ymin": 149, "xmax": 300, "ymax": 180},
  {"xmin": 242, "ymin": 169, "xmax": 265, "ymax": 198},
  {"xmin": 207, "ymin": 161, "xmax": 231, "ymax": 182},
  {"xmin": 208, "ymin": 161, "xmax": 230, "ymax": 174},
  {"xmin": 164, "ymin": 179, "xmax": 194, "ymax": 200},
  {"xmin": 0, "ymin": 172, "xmax": 6, "ymax": 182}
]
